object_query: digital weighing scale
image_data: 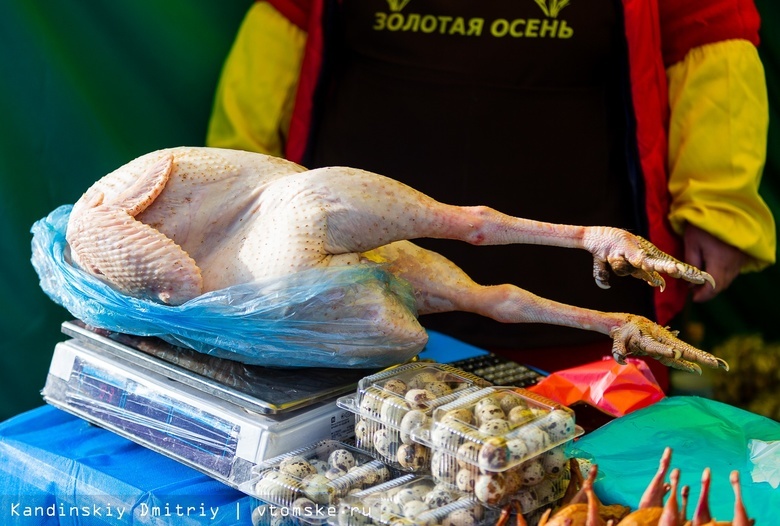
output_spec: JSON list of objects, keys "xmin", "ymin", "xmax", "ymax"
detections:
[{"xmin": 42, "ymin": 321, "xmax": 378, "ymax": 489}]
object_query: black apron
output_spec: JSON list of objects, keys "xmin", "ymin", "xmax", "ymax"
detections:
[{"xmin": 308, "ymin": 0, "xmax": 654, "ymax": 351}]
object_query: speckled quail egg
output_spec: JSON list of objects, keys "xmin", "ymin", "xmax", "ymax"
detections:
[
  {"xmin": 534, "ymin": 476, "xmax": 565, "ymax": 507},
  {"xmin": 393, "ymin": 487, "xmax": 422, "ymax": 506},
  {"xmin": 431, "ymin": 421, "xmax": 470, "ymax": 449},
  {"xmin": 359, "ymin": 388, "xmax": 387, "ymax": 418},
  {"xmin": 474, "ymin": 395, "xmax": 501, "ymax": 412},
  {"xmin": 383, "ymin": 377, "xmax": 408, "ymax": 395},
  {"xmin": 475, "ymin": 404, "xmax": 505, "ymax": 425},
  {"xmin": 408, "ymin": 371, "xmax": 440, "ymax": 389},
  {"xmin": 456, "ymin": 497, "xmax": 485, "ymax": 520},
  {"xmin": 456, "ymin": 468, "xmax": 478, "ymax": 492},
  {"xmin": 381, "ymin": 396, "xmax": 410, "ymax": 424},
  {"xmin": 456, "ymin": 440, "xmax": 481, "ymax": 469},
  {"xmin": 478, "ymin": 436, "xmax": 508, "ymax": 472},
  {"xmin": 514, "ymin": 486, "xmax": 540, "ymax": 515},
  {"xmin": 279, "ymin": 457, "xmax": 317, "ymax": 478},
  {"xmin": 519, "ymin": 458, "xmax": 546, "ymax": 486},
  {"xmin": 430, "ymin": 451, "xmax": 458, "ymax": 485},
  {"xmin": 373, "ymin": 427, "xmax": 400, "ymax": 459},
  {"xmin": 424, "ymin": 486, "xmax": 455, "ymax": 507},
  {"xmin": 440, "ymin": 407, "xmax": 474, "ymax": 426},
  {"xmin": 507, "ymin": 406, "xmax": 538, "ymax": 426},
  {"xmin": 397, "ymin": 442, "xmax": 429, "ymax": 470},
  {"xmin": 402, "ymin": 500, "xmax": 430, "ymax": 519},
  {"xmin": 443, "ymin": 508, "xmax": 479, "ymax": 526},
  {"xmin": 302, "ymin": 473, "xmax": 332, "ymax": 504},
  {"xmin": 379, "ymin": 500, "xmax": 404, "ymax": 521},
  {"xmin": 424, "ymin": 381, "xmax": 453, "ymax": 397},
  {"xmin": 479, "ymin": 418, "xmax": 511, "ymax": 436},
  {"xmin": 474, "ymin": 472, "xmax": 508, "ymax": 506},
  {"xmin": 411, "ymin": 481, "xmax": 435, "ymax": 498},
  {"xmin": 521, "ymin": 426, "xmax": 551, "ymax": 455},
  {"xmin": 399, "ymin": 409, "xmax": 429, "ymax": 444},
  {"xmin": 497, "ymin": 392, "xmax": 526, "ymax": 414},
  {"xmin": 504, "ymin": 467, "xmax": 523, "ymax": 493},
  {"xmin": 506, "ymin": 437, "xmax": 530, "ymax": 462},
  {"xmin": 254, "ymin": 471, "xmax": 301, "ymax": 503},
  {"xmin": 540, "ymin": 408, "xmax": 576, "ymax": 442},
  {"xmin": 324, "ymin": 466, "xmax": 347, "ymax": 480},
  {"xmin": 542, "ymin": 446, "xmax": 568, "ymax": 476},
  {"xmin": 328, "ymin": 449, "xmax": 357, "ymax": 471},
  {"xmin": 311, "ymin": 458, "xmax": 330, "ymax": 474},
  {"xmin": 354, "ymin": 419, "xmax": 373, "ymax": 449},
  {"xmin": 405, "ymin": 388, "xmax": 436, "ymax": 409}
]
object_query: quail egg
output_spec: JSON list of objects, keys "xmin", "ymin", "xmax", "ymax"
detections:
[
  {"xmin": 424, "ymin": 486, "xmax": 454, "ymax": 507},
  {"xmin": 443, "ymin": 508, "xmax": 479, "ymax": 526},
  {"xmin": 479, "ymin": 418, "xmax": 511, "ymax": 436},
  {"xmin": 302, "ymin": 473, "xmax": 332, "ymax": 504},
  {"xmin": 478, "ymin": 436, "xmax": 508, "ymax": 472},
  {"xmin": 456, "ymin": 468, "xmax": 478, "ymax": 492},
  {"xmin": 519, "ymin": 458, "xmax": 546, "ymax": 486},
  {"xmin": 328, "ymin": 449, "xmax": 357, "ymax": 471},
  {"xmin": 425, "ymin": 380, "xmax": 453, "ymax": 397},
  {"xmin": 542, "ymin": 445, "xmax": 568, "ymax": 476},
  {"xmin": 383, "ymin": 377, "xmax": 408, "ymax": 395},
  {"xmin": 540, "ymin": 408, "xmax": 576, "ymax": 442},
  {"xmin": 354, "ymin": 419, "xmax": 373, "ymax": 448},
  {"xmin": 373, "ymin": 427, "xmax": 400, "ymax": 459},
  {"xmin": 279, "ymin": 457, "xmax": 316, "ymax": 478},
  {"xmin": 408, "ymin": 371, "xmax": 440, "ymax": 389},
  {"xmin": 475, "ymin": 404, "xmax": 505, "ymax": 425},
  {"xmin": 474, "ymin": 472, "xmax": 508, "ymax": 505},
  {"xmin": 397, "ymin": 442, "xmax": 429, "ymax": 470},
  {"xmin": 399, "ymin": 409, "xmax": 429, "ymax": 444},
  {"xmin": 405, "ymin": 388, "xmax": 436, "ymax": 410},
  {"xmin": 402, "ymin": 500, "xmax": 429, "ymax": 519}
]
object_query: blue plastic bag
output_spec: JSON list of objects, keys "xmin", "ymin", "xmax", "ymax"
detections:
[{"xmin": 31, "ymin": 206, "xmax": 422, "ymax": 368}]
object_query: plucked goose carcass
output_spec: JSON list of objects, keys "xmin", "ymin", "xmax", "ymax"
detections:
[{"xmin": 65, "ymin": 147, "xmax": 727, "ymax": 372}]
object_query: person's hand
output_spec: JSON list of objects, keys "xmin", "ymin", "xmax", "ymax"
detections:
[{"xmin": 683, "ymin": 223, "xmax": 748, "ymax": 302}]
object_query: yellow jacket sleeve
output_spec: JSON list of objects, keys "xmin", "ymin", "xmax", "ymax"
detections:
[
  {"xmin": 206, "ymin": 2, "xmax": 306, "ymax": 157},
  {"xmin": 667, "ymin": 39, "xmax": 776, "ymax": 272}
]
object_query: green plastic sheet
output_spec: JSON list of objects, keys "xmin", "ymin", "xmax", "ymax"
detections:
[{"xmin": 570, "ymin": 396, "xmax": 780, "ymax": 523}]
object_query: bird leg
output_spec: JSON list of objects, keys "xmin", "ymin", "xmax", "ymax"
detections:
[
  {"xmin": 366, "ymin": 242, "xmax": 728, "ymax": 373},
  {"xmin": 296, "ymin": 166, "xmax": 716, "ymax": 291}
]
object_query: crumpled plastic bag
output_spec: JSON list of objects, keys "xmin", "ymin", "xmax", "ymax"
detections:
[
  {"xmin": 528, "ymin": 357, "xmax": 665, "ymax": 417},
  {"xmin": 749, "ymin": 439, "xmax": 780, "ymax": 488},
  {"xmin": 31, "ymin": 205, "xmax": 422, "ymax": 368}
]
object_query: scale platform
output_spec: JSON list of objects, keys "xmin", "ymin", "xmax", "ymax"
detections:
[{"xmin": 42, "ymin": 321, "xmax": 378, "ymax": 488}]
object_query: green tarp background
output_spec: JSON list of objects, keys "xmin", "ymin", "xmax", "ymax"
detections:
[{"xmin": 1, "ymin": 1, "xmax": 778, "ymax": 421}]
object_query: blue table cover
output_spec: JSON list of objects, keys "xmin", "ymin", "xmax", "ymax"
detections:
[{"xmin": 0, "ymin": 405, "xmax": 252, "ymax": 525}]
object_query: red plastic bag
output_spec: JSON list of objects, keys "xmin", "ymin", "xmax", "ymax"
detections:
[{"xmin": 528, "ymin": 357, "xmax": 665, "ymax": 418}]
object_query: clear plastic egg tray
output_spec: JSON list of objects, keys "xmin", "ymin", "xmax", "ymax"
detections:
[
  {"xmin": 337, "ymin": 363, "xmax": 491, "ymax": 472},
  {"xmin": 239, "ymin": 440, "xmax": 398, "ymax": 524},
  {"xmin": 332, "ymin": 474, "xmax": 498, "ymax": 526},
  {"xmin": 410, "ymin": 387, "xmax": 582, "ymax": 510}
]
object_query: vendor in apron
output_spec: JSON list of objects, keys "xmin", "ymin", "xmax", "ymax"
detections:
[{"xmin": 207, "ymin": 0, "xmax": 776, "ymax": 391}]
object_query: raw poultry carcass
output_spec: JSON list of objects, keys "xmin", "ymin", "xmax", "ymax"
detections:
[
  {"xmin": 66, "ymin": 146, "xmax": 728, "ymax": 372},
  {"xmin": 534, "ymin": 448, "xmax": 754, "ymax": 526}
]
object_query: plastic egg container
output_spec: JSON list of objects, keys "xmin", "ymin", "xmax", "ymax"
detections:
[
  {"xmin": 332, "ymin": 475, "xmax": 498, "ymax": 526},
  {"xmin": 337, "ymin": 363, "xmax": 490, "ymax": 471},
  {"xmin": 411, "ymin": 387, "xmax": 581, "ymax": 511},
  {"xmin": 240, "ymin": 440, "xmax": 397, "ymax": 523}
]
